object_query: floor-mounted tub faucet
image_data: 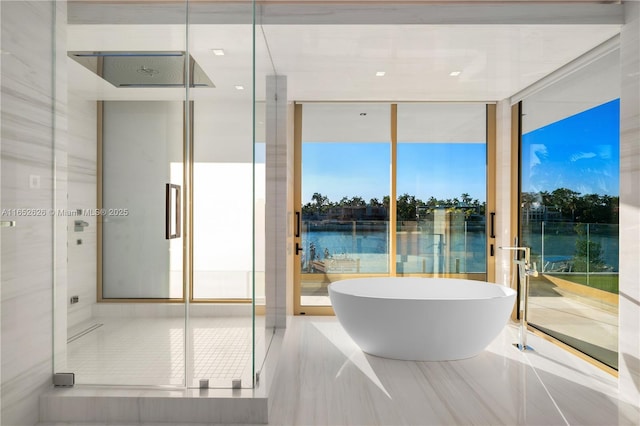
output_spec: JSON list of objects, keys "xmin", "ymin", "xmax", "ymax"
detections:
[{"xmin": 499, "ymin": 246, "xmax": 536, "ymax": 351}]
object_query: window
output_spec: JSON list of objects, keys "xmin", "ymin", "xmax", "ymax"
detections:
[{"xmin": 520, "ymin": 49, "xmax": 620, "ymax": 369}]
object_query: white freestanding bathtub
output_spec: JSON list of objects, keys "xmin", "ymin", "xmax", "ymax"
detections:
[{"xmin": 328, "ymin": 277, "xmax": 516, "ymax": 361}]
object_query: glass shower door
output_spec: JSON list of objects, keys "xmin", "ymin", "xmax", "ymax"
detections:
[
  {"xmin": 56, "ymin": 1, "xmax": 189, "ymax": 386},
  {"xmin": 187, "ymin": 1, "xmax": 258, "ymax": 388},
  {"xmin": 56, "ymin": 0, "xmax": 260, "ymax": 390}
]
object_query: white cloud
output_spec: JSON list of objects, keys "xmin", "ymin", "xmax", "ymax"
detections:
[
  {"xmin": 569, "ymin": 152, "xmax": 597, "ymax": 162},
  {"xmin": 530, "ymin": 144, "xmax": 547, "ymax": 167}
]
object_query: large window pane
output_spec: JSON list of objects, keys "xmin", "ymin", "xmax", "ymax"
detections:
[
  {"xmin": 300, "ymin": 103, "xmax": 390, "ymax": 306},
  {"xmin": 520, "ymin": 50, "xmax": 620, "ymax": 369},
  {"xmin": 397, "ymin": 104, "xmax": 487, "ymax": 278}
]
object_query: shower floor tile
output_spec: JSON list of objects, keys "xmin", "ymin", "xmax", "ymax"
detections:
[{"xmin": 63, "ymin": 316, "xmax": 266, "ymax": 388}]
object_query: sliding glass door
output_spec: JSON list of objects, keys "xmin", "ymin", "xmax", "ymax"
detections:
[
  {"xmin": 396, "ymin": 103, "xmax": 487, "ymax": 278},
  {"xmin": 294, "ymin": 102, "xmax": 490, "ymax": 314},
  {"xmin": 296, "ymin": 104, "xmax": 391, "ymax": 308}
]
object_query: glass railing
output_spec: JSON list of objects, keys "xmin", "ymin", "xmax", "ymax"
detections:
[
  {"xmin": 522, "ymin": 221, "xmax": 619, "ymax": 369},
  {"xmin": 299, "ymin": 217, "xmax": 488, "ymax": 306},
  {"xmin": 301, "ymin": 219, "xmax": 390, "ymax": 275},
  {"xmin": 397, "ymin": 219, "xmax": 486, "ymax": 274},
  {"xmin": 299, "ymin": 219, "xmax": 388, "ymax": 306}
]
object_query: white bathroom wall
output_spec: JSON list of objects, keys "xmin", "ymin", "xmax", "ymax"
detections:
[
  {"xmin": 1, "ymin": 1, "xmax": 63, "ymax": 424},
  {"xmin": 66, "ymin": 93, "xmax": 97, "ymax": 328}
]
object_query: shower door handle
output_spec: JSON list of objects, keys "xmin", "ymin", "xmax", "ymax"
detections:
[{"xmin": 165, "ymin": 183, "xmax": 181, "ymax": 239}]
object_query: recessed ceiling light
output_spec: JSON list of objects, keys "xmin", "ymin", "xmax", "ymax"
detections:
[
  {"xmin": 235, "ymin": 85, "xmax": 245, "ymax": 90},
  {"xmin": 375, "ymin": 71, "xmax": 386, "ymax": 77},
  {"xmin": 449, "ymin": 71, "xmax": 462, "ymax": 77},
  {"xmin": 212, "ymin": 49, "xmax": 225, "ymax": 56}
]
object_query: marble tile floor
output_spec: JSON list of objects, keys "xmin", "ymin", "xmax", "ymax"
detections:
[
  {"xmin": 40, "ymin": 316, "xmax": 639, "ymax": 425},
  {"xmin": 61, "ymin": 316, "xmax": 267, "ymax": 388},
  {"xmin": 529, "ymin": 296, "xmax": 618, "ymax": 352}
]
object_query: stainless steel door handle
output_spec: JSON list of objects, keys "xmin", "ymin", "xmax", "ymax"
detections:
[{"xmin": 165, "ymin": 183, "xmax": 181, "ymax": 239}]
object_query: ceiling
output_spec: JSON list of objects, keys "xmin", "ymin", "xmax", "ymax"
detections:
[{"xmin": 66, "ymin": 4, "xmax": 622, "ymax": 102}]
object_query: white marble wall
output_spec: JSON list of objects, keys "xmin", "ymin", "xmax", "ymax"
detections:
[
  {"xmin": 619, "ymin": 1, "xmax": 640, "ymax": 410},
  {"xmin": 66, "ymin": 94, "xmax": 96, "ymax": 329},
  {"xmin": 265, "ymin": 75, "xmax": 289, "ymax": 329},
  {"xmin": 1, "ymin": 1, "xmax": 60, "ymax": 424}
]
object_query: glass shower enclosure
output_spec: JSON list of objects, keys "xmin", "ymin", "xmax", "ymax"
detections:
[{"xmin": 53, "ymin": 0, "xmax": 265, "ymax": 389}]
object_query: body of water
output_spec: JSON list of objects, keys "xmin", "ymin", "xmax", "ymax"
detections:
[{"xmin": 301, "ymin": 222, "xmax": 620, "ymax": 274}]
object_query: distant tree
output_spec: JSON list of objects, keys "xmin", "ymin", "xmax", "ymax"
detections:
[
  {"xmin": 523, "ymin": 189, "xmax": 618, "ymax": 224},
  {"xmin": 426, "ymin": 196, "xmax": 439, "ymax": 208},
  {"xmin": 397, "ymin": 193, "xmax": 419, "ymax": 221},
  {"xmin": 521, "ymin": 192, "xmax": 540, "ymax": 209},
  {"xmin": 311, "ymin": 192, "xmax": 325, "ymax": 205},
  {"xmin": 572, "ymin": 224, "xmax": 607, "ymax": 272},
  {"xmin": 302, "ymin": 192, "xmax": 331, "ymax": 217},
  {"xmin": 349, "ymin": 196, "xmax": 366, "ymax": 206}
]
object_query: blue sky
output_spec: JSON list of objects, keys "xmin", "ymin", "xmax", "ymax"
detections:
[
  {"xmin": 302, "ymin": 99, "xmax": 620, "ymax": 205},
  {"xmin": 522, "ymin": 99, "xmax": 620, "ymax": 196},
  {"xmin": 302, "ymin": 142, "xmax": 486, "ymax": 203},
  {"xmin": 302, "ymin": 143, "xmax": 390, "ymax": 203}
]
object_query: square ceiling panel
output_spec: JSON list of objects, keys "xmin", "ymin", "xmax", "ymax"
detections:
[{"xmin": 68, "ymin": 51, "xmax": 215, "ymax": 88}]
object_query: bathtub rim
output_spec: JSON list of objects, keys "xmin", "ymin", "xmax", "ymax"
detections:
[{"xmin": 328, "ymin": 277, "xmax": 516, "ymax": 302}]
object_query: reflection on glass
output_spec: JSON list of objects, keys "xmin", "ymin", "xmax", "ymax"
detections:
[
  {"xmin": 397, "ymin": 103, "xmax": 487, "ymax": 278},
  {"xmin": 521, "ymin": 82, "xmax": 620, "ymax": 369}
]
